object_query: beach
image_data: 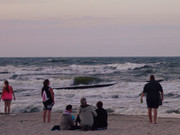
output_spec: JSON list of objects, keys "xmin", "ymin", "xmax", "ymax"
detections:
[{"xmin": 0, "ymin": 112, "xmax": 180, "ymax": 135}]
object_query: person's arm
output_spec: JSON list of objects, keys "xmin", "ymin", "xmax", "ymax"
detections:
[
  {"xmin": 140, "ymin": 84, "xmax": 147, "ymax": 103},
  {"xmin": 41, "ymin": 88, "xmax": 43, "ymax": 97},
  {"xmin": 0, "ymin": 89, "xmax": 3, "ymax": 101},
  {"xmin": 69, "ymin": 115, "xmax": 74, "ymax": 126},
  {"xmin": 11, "ymin": 86, "xmax": 16, "ymax": 100},
  {"xmin": 75, "ymin": 107, "xmax": 81, "ymax": 125},
  {"xmin": 140, "ymin": 93, "xmax": 144, "ymax": 103},
  {"xmin": 91, "ymin": 106, "xmax": 97, "ymax": 117},
  {"xmin": 161, "ymin": 91, "xmax": 164, "ymax": 101},
  {"xmin": 158, "ymin": 83, "xmax": 164, "ymax": 101},
  {"xmin": 49, "ymin": 88, "xmax": 54, "ymax": 104}
]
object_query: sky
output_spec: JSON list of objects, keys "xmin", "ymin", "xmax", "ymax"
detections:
[{"xmin": 0, "ymin": 0, "xmax": 180, "ymax": 57}]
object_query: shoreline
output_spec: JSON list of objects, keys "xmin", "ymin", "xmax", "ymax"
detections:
[
  {"xmin": 1, "ymin": 111, "xmax": 180, "ymax": 119},
  {"xmin": 0, "ymin": 112, "xmax": 180, "ymax": 135}
]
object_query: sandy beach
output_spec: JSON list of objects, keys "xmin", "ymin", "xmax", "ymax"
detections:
[{"xmin": 0, "ymin": 112, "xmax": 179, "ymax": 135}]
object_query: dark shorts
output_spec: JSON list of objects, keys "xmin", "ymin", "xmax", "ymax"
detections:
[
  {"xmin": 4, "ymin": 99, "xmax": 12, "ymax": 102},
  {"xmin": 43, "ymin": 102, "xmax": 54, "ymax": 111},
  {"xmin": 146, "ymin": 98, "xmax": 159, "ymax": 108}
]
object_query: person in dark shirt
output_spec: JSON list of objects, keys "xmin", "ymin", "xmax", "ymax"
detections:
[
  {"xmin": 140, "ymin": 75, "xmax": 164, "ymax": 124},
  {"xmin": 94, "ymin": 101, "xmax": 108, "ymax": 129}
]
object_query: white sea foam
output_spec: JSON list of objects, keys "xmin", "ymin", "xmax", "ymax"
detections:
[{"xmin": 0, "ymin": 58, "xmax": 180, "ymax": 117}]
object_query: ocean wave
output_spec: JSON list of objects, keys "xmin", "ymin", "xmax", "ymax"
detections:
[
  {"xmin": 113, "ymin": 62, "xmax": 146, "ymax": 71},
  {"xmin": 133, "ymin": 65, "xmax": 151, "ymax": 70},
  {"xmin": 0, "ymin": 62, "xmax": 152, "ymax": 78},
  {"xmin": 47, "ymin": 58, "xmax": 67, "ymax": 63},
  {"xmin": 12, "ymin": 105, "xmax": 42, "ymax": 113},
  {"xmin": 68, "ymin": 63, "xmax": 147, "ymax": 74},
  {"xmin": 166, "ymin": 109, "xmax": 180, "ymax": 114},
  {"xmin": 73, "ymin": 76, "xmax": 102, "ymax": 85},
  {"xmin": 0, "ymin": 71, "xmax": 9, "ymax": 74},
  {"xmin": 165, "ymin": 93, "xmax": 180, "ymax": 98}
]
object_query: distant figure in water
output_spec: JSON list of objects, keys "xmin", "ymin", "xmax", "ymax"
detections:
[
  {"xmin": 94, "ymin": 101, "xmax": 108, "ymax": 130},
  {"xmin": 1, "ymin": 80, "xmax": 16, "ymax": 114},
  {"xmin": 41, "ymin": 79, "xmax": 54, "ymax": 123},
  {"xmin": 140, "ymin": 75, "xmax": 164, "ymax": 124}
]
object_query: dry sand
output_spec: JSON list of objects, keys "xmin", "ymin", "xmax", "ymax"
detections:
[{"xmin": 0, "ymin": 112, "xmax": 180, "ymax": 135}]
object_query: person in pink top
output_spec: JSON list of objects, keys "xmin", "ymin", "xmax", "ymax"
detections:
[{"xmin": 1, "ymin": 80, "xmax": 16, "ymax": 114}]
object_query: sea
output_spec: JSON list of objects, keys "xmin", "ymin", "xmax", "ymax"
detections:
[{"xmin": 0, "ymin": 57, "xmax": 180, "ymax": 117}]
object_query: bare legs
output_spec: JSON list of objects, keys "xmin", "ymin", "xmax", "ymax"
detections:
[
  {"xmin": 148, "ymin": 108, "xmax": 157, "ymax": 124},
  {"xmin": 148, "ymin": 108, "xmax": 152, "ymax": 123},
  {"xmin": 4, "ymin": 100, "xmax": 11, "ymax": 114},
  {"xmin": 43, "ymin": 110, "xmax": 51, "ymax": 123},
  {"xmin": 43, "ymin": 110, "xmax": 47, "ymax": 122},
  {"xmin": 153, "ymin": 109, "xmax": 157, "ymax": 124}
]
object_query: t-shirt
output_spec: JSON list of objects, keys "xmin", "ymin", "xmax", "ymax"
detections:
[
  {"xmin": 95, "ymin": 108, "xmax": 108, "ymax": 128},
  {"xmin": 2, "ymin": 86, "xmax": 13, "ymax": 100},
  {"xmin": 143, "ymin": 81, "xmax": 163, "ymax": 100}
]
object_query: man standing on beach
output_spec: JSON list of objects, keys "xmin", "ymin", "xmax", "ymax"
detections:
[{"xmin": 140, "ymin": 75, "xmax": 164, "ymax": 124}]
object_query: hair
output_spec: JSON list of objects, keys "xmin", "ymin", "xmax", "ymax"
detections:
[
  {"xmin": 66, "ymin": 105, "xmax": 72, "ymax": 111},
  {"xmin": 80, "ymin": 97, "xmax": 87, "ymax": 105},
  {"xmin": 150, "ymin": 75, "xmax": 155, "ymax": 81},
  {"xmin": 4, "ymin": 80, "xmax": 9, "ymax": 92},
  {"xmin": 96, "ymin": 101, "xmax": 103, "ymax": 108},
  {"xmin": 43, "ymin": 79, "xmax": 49, "ymax": 87}
]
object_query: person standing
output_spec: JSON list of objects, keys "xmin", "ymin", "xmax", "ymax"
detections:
[
  {"xmin": 1, "ymin": 80, "xmax": 16, "ymax": 114},
  {"xmin": 41, "ymin": 79, "xmax": 54, "ymax": 123},
  {"xmin": 140, "ymin": 75, "xmax": 164, "ymax": 124}
]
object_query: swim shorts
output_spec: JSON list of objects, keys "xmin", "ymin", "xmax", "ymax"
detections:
[
  {"xmin": 3, "ymin": 99, "xmax": 12, "ymax": 102},
  {"xmin": 146, "ymin": 98, "xmax": 159, "ymax": 108},
  {"xmin": 43, "ymin": 103, "xmax": 54, "ymax": 111}
]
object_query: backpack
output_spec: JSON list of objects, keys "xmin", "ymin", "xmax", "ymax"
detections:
[{"xmin": 42, "ymin": 87, "xmax": 52, "ymax": 105}]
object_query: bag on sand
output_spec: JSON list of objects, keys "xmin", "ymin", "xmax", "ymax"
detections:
[{"xmin": 51, "ymin": 125, "xmax": 60, "ymax": 131}]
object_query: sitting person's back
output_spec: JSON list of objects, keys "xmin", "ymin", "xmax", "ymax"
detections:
[
  {"xmin": 60, "ymin": 105, "xmax": 74, "ymax": 130},
  {"xmin": 76, "ymin": 97, "xmax": 97, "ymax": 130},
  {"xmin": 95, "ymin": 101, "xmax": 108, "ymax": 129}
]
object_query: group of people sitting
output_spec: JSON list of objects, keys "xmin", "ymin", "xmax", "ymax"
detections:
[
  {"xmin": 42, "ymin": 79, "xmax": 108, "ymax": 131},
  {"xmin": 60, "ymin": 97, "xmax": 108, "ymax": 131}
]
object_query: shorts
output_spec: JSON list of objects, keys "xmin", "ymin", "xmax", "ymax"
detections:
[
  {"xmin": 146, "ymin": 98, "xmax": 159, "ymax": 108},
  {"xmin": 3, "ymin": 99, "xmax": 12, "ymax": 102},
  {"xmin": 43, "ymin": 103, "xmax": 54, "ymax": 111}
]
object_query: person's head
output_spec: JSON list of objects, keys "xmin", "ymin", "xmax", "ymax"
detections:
[
  {"xmin": 43, "ymin": 79, "xmax": 50, "ymax": 87},
  {"xmin": 80, "ymin": 97, "xmax": 87, "ymax": 105},
  {"xmin": 4, "ymin": 80, "xmax": 10, "ymax": 92},
  {"xmin": 4, "ymin": 80, "xmax": 9, "ymax": 86},
  {"xmin": 96, "ymin": 101, "xmax": 103, "ymax": 108},
  {"xmin": 150, "ymin": 75, "xmax": 155, "ymax": 81},
  {"xmin": 66, "ymin": 105, "xmax": 72, "ymax": 112}
]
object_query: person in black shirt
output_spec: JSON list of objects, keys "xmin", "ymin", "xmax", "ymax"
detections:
[
  {"xmin": 140, "ymin": 75, "xmax": 164, "ymax": 124},
  {"xmin": 94, "ymin": 101, "xmax": 108, "ymax": 129}
]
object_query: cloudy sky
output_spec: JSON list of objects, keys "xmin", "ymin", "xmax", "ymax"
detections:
[{"xmin": 0, "ymin": 0, "xmax": 180, "ymax": 57}]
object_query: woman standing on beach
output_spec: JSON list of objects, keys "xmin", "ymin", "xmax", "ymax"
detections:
[
  {"xmin": 41, "ymin": 79, "xmax": 54, "ymax": 123},
  {"xmin": 1, "ymin": 80, "xmax": 16, "ymax": 114}
]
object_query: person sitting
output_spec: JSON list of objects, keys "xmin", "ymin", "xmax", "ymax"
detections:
[
  {"xmin": 60, "ymin": 105, "xmax": 75, "ymax": 130},
  {"xmin": 95, "ymin": 101, "xmax": 108, "ymax": 130},
  {"xmin": 76, "ymin": 97, "xmax": 97, "ymax": 131}
]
